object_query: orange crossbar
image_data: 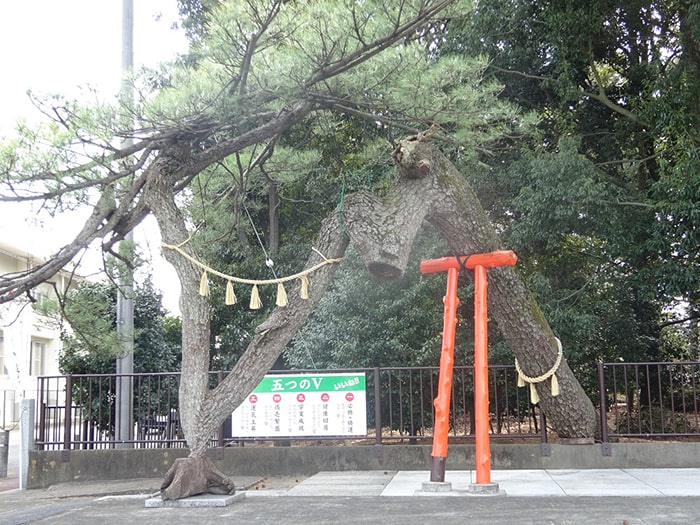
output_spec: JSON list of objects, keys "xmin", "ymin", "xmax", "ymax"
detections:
[{"xmin": 419, "ymin": 250, "xmax": 517, "ymax": 274}]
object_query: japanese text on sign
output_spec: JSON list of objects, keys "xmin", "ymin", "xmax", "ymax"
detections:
[{"xmin": 231, "ymin": 373, "xmax": 367, "ymax": 438}]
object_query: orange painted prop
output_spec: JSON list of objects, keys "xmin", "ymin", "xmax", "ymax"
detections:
[{"xmin": 420, "ymin": 250, "xmax": 517, "ymax": 484}]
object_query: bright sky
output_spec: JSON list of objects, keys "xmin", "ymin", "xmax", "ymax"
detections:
[{"xmin": 0, "ymin": 0, "xmax": 189, "ymax": 313}]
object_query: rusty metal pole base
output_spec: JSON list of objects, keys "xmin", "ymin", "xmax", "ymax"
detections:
[
  {"xmin": 429, "ymin": 456, "xmax": 447, "ymax": 482},
  {"xmin": 421, "ymin": 456, "xmax": 453, "ymax": 492}
]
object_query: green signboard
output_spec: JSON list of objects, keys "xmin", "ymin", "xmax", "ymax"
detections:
[{"xmin": 231, "ymin": 373, "xmax": 367, "ymax": 437}]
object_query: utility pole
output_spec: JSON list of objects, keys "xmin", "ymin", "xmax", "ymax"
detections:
[{"xmin": 115, "ymin": 0, "xmax": 135, "ymax": 448}]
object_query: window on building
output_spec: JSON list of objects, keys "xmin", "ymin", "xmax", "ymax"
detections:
[
  {"xmin": 31, "ymin": 286, "xmax": 53, "ymax": 315},
  {"xmin": 30, "ymin": 340, "xmax": 47, "ymax": 376},
  {"xmin": 0, "ymin": 332, "xmax": 6, "ymax": 375},
  {"xmin": 35, "ymin": 289, "xmax": 50, "ymax": 304}
]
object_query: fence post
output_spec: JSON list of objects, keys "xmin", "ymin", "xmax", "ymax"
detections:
[
  {"xmin": 1, "ymin": 390, "xmax": 5, "ymax": 429},
  {"xmin": 539, "ymin": 409, "xmax": 547, "ymax": 442},
  {"xmin": 36, "ymin": 378, "xmax": 45, "ymax": 451},
  {"xmin": 538, "ymin": 408, "xmax": 551, "ymax": 456},
  {"xmin": 374, "ymin": 368, "xmax": 382, "ymax": 446},
  {"xmin": 218, "ymin": 371, "xmax": 225, "ymax": 448},
  {"xmin": 597, "ymin": 361, "xmax": 612, "ymax": 456},
  {"xmin": 0, "ymin": 428, "xmax": 8, "ymax": 477},
  {"xmin": 19, "ymin": 398, "xmax": 35, "ymax": 490},
  {"xmin": 63, "ymin": 375, "xmax": 73, "ymax": 451}
]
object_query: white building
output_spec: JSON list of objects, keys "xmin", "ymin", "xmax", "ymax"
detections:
[{"xmin": 0, "ymin": 240, "xmax": 84, "ymax": 427}]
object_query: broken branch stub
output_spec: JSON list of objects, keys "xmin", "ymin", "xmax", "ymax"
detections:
[{"xmin": 340, "ymin": 141, "xmax": 442, "ymax": 279}]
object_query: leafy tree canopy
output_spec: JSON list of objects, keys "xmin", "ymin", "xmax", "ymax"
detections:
[
  {"xmin": 438, "ymin": 0, "xmax": 700, "ymax": 370},
  {"xmin": 0, "ymin": 0, "xmax": 530, "ymax": 305},
  {"xmin": 59, "ymin": 279, "xmax": 181, "ymax": 375}
]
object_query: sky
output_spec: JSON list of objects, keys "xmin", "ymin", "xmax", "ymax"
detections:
[{"xmin": 0, "ymin": 0, "xmax": 189, "ymax": 313}]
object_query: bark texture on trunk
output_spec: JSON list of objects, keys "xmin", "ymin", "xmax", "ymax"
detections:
[
  {"xmin": 145, "ymin": 168, "xmax": 213, "ymax": 458},
  {"xmin": 195, "ymin": 216, "xmax": 350, "ymax": 441},
  {"xmin": 340, "ymin": 138, "xmax": 597, "ymax": 438},
  {"xmin": 147, "ymin": 171, "xmax": 350, "ymax": 498}
]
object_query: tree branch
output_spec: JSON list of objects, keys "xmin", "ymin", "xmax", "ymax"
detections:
[
  {"xmin": 303, "ymin": 0, "xmax": 455, "ymax": 88},
  {"xmin": 238, "ymin": 0, "xmax": 285, "ymax": 94},
  {"xmin": 585, "ymin": 59, "xmax": 649, "ymax": 127},
  {"xmin": 660, "ymin": 314, "xmax": 700, "ymax": 330},
  {"xmin": 488, "ymin": 61, "xmax": 650, "ymax": 128}
]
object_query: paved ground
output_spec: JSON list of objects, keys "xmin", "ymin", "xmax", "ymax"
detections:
[
  {"xmin": 2, "ymin": 469, "xmax": 700, "ymax": 524},
  {"xmin": 3, "ymin": 430, "xmax": 700, "ymax": 524}
]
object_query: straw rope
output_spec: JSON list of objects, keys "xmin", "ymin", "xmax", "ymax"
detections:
[
  {"xmin": 514, "ymin": 337, "xmax": 563, "ymax": 404},
  {"xmin": 162, "ymin": 239, "xmax": 342, "ymax": 309}
]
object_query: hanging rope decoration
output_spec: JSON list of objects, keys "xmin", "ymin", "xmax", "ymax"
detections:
[
  {"xmin": 162, "ymin": 240, "xmax": 342, "ymax": 310},
  {"xmin": 514, "ymin": 337, "xmax": 563, "ymax": 404}
]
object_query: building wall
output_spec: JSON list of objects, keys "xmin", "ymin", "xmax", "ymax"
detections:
[{"xmin": 0, "ymin": 241, "xmax": 81, "ymax": 426}]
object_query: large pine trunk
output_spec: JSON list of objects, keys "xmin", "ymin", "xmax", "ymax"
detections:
[{"xmin": 146, "ymin": 137, "xmax": 597, "ymax": 500}]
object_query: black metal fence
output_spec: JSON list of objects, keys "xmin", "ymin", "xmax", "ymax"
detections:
[
  {"xmin": 35, "ymin": 365, "xmax": 545, "ymax": 450},
  {"xmin": 598, "ymin": 361, "xmax": 700, "ymax": 441},
  {"xmin": 37, "ymin": 372, "xmax": 185, "ymax": 450},
  {"xmin": 33, "ymin": 360, "xmax": 700, "ymax": 450}
]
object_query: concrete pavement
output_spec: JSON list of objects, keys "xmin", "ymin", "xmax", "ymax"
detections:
[
  {"xmin": 5, "ymin": 492, "xmax": 700, "ymax": 525},
  {"xmin": 4, "ymin": 467, "xmax": 700, "ymax": 498},
  {"xmin": 4, "ymin": 425, "xmax": 700, "ymax": 524},
  {"xmin": 3, "ymin": 468, "xmax": 700, "ymax": 524},
  {"xmin": 380, "ymin": 468, "xmax": 700, "ymax": 497}
]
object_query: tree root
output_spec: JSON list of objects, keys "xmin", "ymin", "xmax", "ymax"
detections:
[{"xmin": 160, "ymin": 456, "xmax": 235, "ymax": 500}]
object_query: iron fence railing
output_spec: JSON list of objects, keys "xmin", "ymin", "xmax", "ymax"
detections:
[
  {"xmin": 373, "ymin": 365, "xmax": 544, "ymax": 443},
  {"xmin": 35, "ymin": 365, "xmax": 546, "ymax": 450},
  {"xmin": 598, "ymin": 361, "xmax": 700, "ymax": 442},
  {"xmin": 36, "ymin": 373, "xmax": 187, "ymax": 450},
  {"xmin": 33, "ymin": 360, "xmax": 700, "ymax": 450}
]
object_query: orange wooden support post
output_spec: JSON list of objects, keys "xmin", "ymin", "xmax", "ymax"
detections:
[
  {"xmin": 428, "ymin": 266, "xmax": 459, "ymax": 482},
  {"xmin": 420, "ymin": 250, "xmax": 517, "ymax": 486},
  {"xmin": 473, "ymin": 264, "xmax": 491, "ymax": 484}
]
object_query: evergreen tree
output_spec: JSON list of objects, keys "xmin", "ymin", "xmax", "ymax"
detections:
[
  {"xmin": 446, "ymin": 0, "xmax": 700, "ymax": 376},
  {"xmin": 1, "ymin": 0, "xmax": 599, "ymax": 498}
]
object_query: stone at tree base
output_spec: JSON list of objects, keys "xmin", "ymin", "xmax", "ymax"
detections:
[
  {"xmin": 160, "ymin": 456, "xmax": 235, "ymax": 500},
  {"xmin": 146, "ymin": 492, "xmax": 245, "ymax": 508}
]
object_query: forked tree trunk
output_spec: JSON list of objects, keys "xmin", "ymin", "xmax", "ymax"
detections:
[
  {"xmin": 161, "ymin": 457, "xmax": 236, "ymax": 500},
  {"xmin": 146, "ymin": 136, "xmax": 597, "ymax": 500},
  {"xmin": 144, "ymin": 161, "xmax": 350, "ymax": 499}
]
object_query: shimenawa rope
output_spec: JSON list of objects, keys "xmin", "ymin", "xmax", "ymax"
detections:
[
  {"xmin": 162, "ymin": 240, "xmax": 342, "ymax": 309},
  {"xmin": 514, "ymin": 337, "xmax": 563, "ymax": 404}
]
